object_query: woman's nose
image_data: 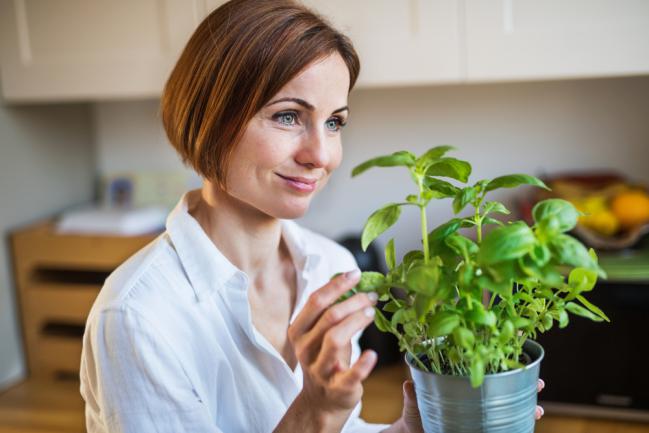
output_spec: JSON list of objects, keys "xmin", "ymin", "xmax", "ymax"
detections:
[{"xmin": 295, "ymin": 128, "xmax": 330, "ymax": 168}]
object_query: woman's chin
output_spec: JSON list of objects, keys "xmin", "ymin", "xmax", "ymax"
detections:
[{"xmin": 272, "ymin": 199, "xmax": 311, "ymax": 220}]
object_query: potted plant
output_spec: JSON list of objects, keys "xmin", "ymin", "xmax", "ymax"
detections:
[{"xmin": 341, "ymin": 146, "xmax": 609, "ymax": 433}]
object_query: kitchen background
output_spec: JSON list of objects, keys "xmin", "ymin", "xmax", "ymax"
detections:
[{"xmin": 1, "ymin": 0, "xmax": 649, "ymax": 432}]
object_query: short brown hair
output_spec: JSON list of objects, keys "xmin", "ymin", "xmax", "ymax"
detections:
[{"xmin": 160, "ymin": 0, "xmax": 360, "ymax": 190}]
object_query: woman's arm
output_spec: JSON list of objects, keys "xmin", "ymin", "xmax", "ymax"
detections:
[{"xmin": 80, "ymin": 306, "xmax": 223, "ymax": 433}]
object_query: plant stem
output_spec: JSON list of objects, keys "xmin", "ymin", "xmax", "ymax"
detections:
[
  {"xmin": 474, "ymin": 201, "xmax": 483, "ymax": 244},
  {"xmin": 418, "ymin": 176, "xmax": 430, "ymax": 264},
  {"xmin": 421, "ymin": 205, "xmax": 429, "ymax": 264}
]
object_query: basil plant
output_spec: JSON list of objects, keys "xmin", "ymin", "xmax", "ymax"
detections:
[{"xmin": 341, "ymin": 146, "xmax": 609, "ymax": 388}]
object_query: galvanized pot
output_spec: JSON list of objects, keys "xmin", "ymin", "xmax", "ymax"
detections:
[{"xmin": 406, "ymin": 339, "xmax": 544, "ymax": 433}]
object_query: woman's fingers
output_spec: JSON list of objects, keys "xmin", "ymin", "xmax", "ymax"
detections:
[
  {"xmin": 289, "ymin": 269, "xmax": 360, "ymax": 340},
  {"xmin": 537, "ymin": 378, "xmax": 545, "ymax": 393},
  {"xmin": 313, "ymin": 305, "xmax": 376, "ymax": 377},
  {"xmin": 335, "ymin": 349, "xmax": 377, "ymax": 390},
  {"xmin": 535, "ymin": 405, "xmax": 545, "ymax": 420},
  {"xmin": 297, "ymin": 292, "xmax": 377, "ymax": 363}
]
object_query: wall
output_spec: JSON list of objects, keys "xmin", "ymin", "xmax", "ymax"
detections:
[
  {"xmin": 93, "ymin": 76, "xmax": 649, "ymax": 260},
  {"xmin": 0, "ymin": 92, "xmax": 95, "ymax": 389}
]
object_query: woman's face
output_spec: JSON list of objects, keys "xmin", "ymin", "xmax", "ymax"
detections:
[{"xmin": 224, "ymin": 53, "xmax": 351, "ymax": 220}]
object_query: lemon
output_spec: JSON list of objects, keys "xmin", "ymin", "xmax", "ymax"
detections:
[{"xmin": 579, "ymin": 209, "xmax": 620, "ymax": 236}]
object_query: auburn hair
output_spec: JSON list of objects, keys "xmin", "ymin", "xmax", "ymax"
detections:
[{"xmin": 160, "ymin": 0, "xmax": 360, "ymax": 190}]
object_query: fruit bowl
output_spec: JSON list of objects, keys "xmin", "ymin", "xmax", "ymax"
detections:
[{"xmin": 520, "ymin": 172, "xmax": 649, "ymax": 250}]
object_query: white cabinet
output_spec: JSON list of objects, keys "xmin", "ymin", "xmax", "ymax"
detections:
[
  {"xmin": 0, "ymin": 0, "xmax": 207, "ymax": 102},
  {"xmin": 1, "ymin": 0, "xmax": 648, "ymax": 102},
  {"xmin": 303, "ymin": 0, "xmax": 462, "ymax": 87},
  {"xmin": 464, "ymin": 0, "xmax": 649, "ymax": 82}
]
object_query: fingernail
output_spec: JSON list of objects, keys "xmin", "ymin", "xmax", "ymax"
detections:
[
  {"xmin": 345, "ymin": 269, "xmax": 361, "ymax": 280},
  {"xmin": 539, "ymin": 378, "xmax": 545, "ymax": 390},
  {"xmin": 363, "ymin": 307, "xmax": 375, "ymax": 318},
  {"xmin": 539, "ymin": 406, "xmax": 544, "ymax": 417},
  {"xmin": 364, "ymin": 350, "xmax": 377, "ymax": 364},
  {"xmin": 367, "ymin": 292, "xmax": 378, "ymax": 302}
]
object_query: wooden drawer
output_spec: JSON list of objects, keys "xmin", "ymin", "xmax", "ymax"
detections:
[{"xmin": 11, "ymin": 221, "xmax": 158, "ymax": 379}]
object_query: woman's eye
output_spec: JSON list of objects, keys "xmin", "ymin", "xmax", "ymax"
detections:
[
  {"xmin": 274, "ymin": 112, "xmax": 297, "ymax": 126},
  {"xmin": 325, "ymin": 116, "xmax": 346, "ymax": 132}
]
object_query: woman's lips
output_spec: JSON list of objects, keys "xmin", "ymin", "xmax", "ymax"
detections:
[{"xmin": 276, "ymin": 173, "xmax": 317, "ymax": 192}]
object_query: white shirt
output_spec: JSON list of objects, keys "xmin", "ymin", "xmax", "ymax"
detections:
[{"xmin": 80, "ymin": 190, "xmax": 391, "ymax": 433}]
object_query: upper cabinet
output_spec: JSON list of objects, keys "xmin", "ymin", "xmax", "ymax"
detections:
[
  {"xmin": 302, "ymin": 0, "xmax": 462, "ymax": 87},
  {"xmin": 0, "ymin": 0, "xmax": 218, "ymax": 102},
  {"xmin": 464, "ymin": 0, "xmax": 649, "ymax": 81},
  {"xmin": 1, "ymin": 0, "xmax": 648, "ymax": 102}
]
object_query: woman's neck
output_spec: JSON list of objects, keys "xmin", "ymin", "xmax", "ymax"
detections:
[{"xmin": 187, "ymin": 181, "xmax": 290, "ymax": 289}]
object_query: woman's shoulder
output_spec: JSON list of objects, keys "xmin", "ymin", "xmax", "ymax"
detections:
[{"xmin": 87, "ymin": 232, "xmax": 192, "ymax": 322}]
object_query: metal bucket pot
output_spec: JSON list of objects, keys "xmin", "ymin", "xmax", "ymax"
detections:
[{"xmin": 405, "ymin": 339, "xmax": 544, "ymax": 433}]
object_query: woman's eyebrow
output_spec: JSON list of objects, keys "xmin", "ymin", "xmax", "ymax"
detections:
[{"xmin": 266, "ymin": 97, "xmax": 349, "ymax": 115}]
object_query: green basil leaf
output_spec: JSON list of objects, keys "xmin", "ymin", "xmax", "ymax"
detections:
[
  {"xmin": 465, "ymin": 305, "xmax": 496, "ymax": 327},
  {"xmin": 414, "ymin": 294, "xmax": 436, "ymax": 320},
  {"xmin": 453, "ymin": 186, "xmax": 477, "ymax": 214},
  {"xmin": 568, "ymin": 267, "xmax": 597, "ymax": 294},
  {"xmin": 565, "ymin": 301, "xmax": 604, "ymax": 322},
  {"xmin": 576, "ymin": 295, "xmax": 610, "ymax": 322},
  {"xmin": 533, "ymin": 199, "xmax": 579, "ymax": 233},
  {"xmin": 383, "ymin": 299, "xmax": 404, "ymax": 313},
  {"xmin": 485, "ymin": 174, "xmax": 549, "ymax": 192},
  {"xmin": 416, "ymin": 145, "xmax": 455, "ymax": 171},
  {"xmin": 511, "ymin": 316, "xmax": 532, "ymax": 329},
  {"xmin": 482, "ymin": 217, "xmax": 505, "ymax": 227},
  {"xmin": 423, "ymin": 177, "xmax": 460, "ymax": 198},
  {"xmin": 427, "ymin": 311, "xmax": 461, "ymax": 338},
  {"xmin": 445, "ymin": 233, "xmax": 478, "ymax": 259},
  {"xmin": 470, "ymin": 356, "xmax": 485, "ymax": 388},
  {"xmin": 479, "ymin": 222, "xmax": 536, "ymax": 265},
  {"xmin": 483, "ymin": 201, "xmax": 511, "ymax": 215},
  {"xmin": 406, "ymin": 264, "xmax": 440, "ymax": 297},
  {"xmin": 374, "ymin": 309, "xmax": 392, "ymax": 332},
  {"xmin": 384, "ymin": 238, "xmax": 396, "ymax": 271},
  {"xmin": 428, "ymin": 218, "xmax": 463, "ymax": 245},
  {"xmin": 550, "ymin": 234, "xmax": 596, "ymax": 269},
  {"xmin": 453, "ymin": 326, "xmax": 475, "ymax": 350},
  {"xmin": 361, "ymin": 203, "xmax": 402, "ymax": 251},
  {"xmin": 558, "ymin": 309, "xmax": 569, "ymax": 328},
  {"xmin": 351, "ymin": 151, "xmax": 416, "ymax": 177},
  {"xmin": 356, "ymin": 271, "xmax": 387, "ymax": 292},
  {"xmin": 499, "ymin": 320, "xmax": 515, "ymax": 343},
  {"xmin": 426, "ymin": 157, "xmax": 472, "ymax": 183}
]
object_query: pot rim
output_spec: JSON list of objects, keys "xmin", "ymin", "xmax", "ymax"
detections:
[{"xmin": 404, "ymin": 339, "xmax": 544, "ymax": 380}]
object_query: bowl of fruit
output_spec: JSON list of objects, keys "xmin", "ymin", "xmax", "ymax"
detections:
[{"xmin": 524, "ymin": 172, "xmax": 649, "ymax": 250}]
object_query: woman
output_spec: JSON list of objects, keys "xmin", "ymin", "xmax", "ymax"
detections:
[{"xmin": 79, "ymin": 1, "xmax": 543, "ymax": 432}]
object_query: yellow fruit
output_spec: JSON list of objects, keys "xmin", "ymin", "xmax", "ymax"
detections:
[
  {"xmin": 579, "ymin": 210, "xmax": 620, "ymax": 236},
  {"xmin": 610, "ymin": 190, "xmax": 649, "ymax": 229},
  {"xmin": 575, "ymin": 196, "xmax": 607, "ymax": 214}
]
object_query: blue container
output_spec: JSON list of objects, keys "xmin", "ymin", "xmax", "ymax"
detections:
[{"xmin": 406, "ymin": 340, "xmax": 544, "ymax": 433}]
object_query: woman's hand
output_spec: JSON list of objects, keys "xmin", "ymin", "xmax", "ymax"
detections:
[
  {"xmin": 392, "ymin": 378, "xmax": 547, "ymax": 433},
  {"xmin": 287, "ymin": 269, "xmax": 378, "ymax": 429}
]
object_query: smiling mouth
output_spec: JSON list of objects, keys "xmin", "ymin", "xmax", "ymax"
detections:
[
  {"xmin": 276, "ymin": 173, "xmax": 317, "ymax": 185},
  {"xmin": 275, "ymin": 173, "xmax": 319, "ymax": 193}
]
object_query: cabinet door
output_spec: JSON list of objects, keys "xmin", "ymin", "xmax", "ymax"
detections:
[
  {"xmin": 0, "ymin": 0, "xmax": 197, "ymax": 102},
  {"xmin": 303, "ymin": 0, "xmax": 462, "ymax": 87},
  {"xmin": 465, "ymin": 0, "xmax": 649, "ymax": 82}
]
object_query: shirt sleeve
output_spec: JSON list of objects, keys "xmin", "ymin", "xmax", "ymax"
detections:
[{"xmin": 80, "ymin": 305, "xmax": 223, "ymax": 433}]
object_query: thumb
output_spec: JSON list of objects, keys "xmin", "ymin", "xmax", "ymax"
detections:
[
  {"xmin": 402, "ymin": 380, "xmax": 424, "ymax": 433},
  {"xmin": 403, "ymin": 380, "xmax": 416, "ymax": 402}
]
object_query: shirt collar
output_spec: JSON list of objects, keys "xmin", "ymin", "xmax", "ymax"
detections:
[{"xmin": 166, "ymin": 189, "xmax": 322, "ymax": 301}]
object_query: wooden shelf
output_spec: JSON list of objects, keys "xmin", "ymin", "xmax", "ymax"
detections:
[{"xmin": 10, "ymin": 220, "xmax": 158, "ymax": 380}]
